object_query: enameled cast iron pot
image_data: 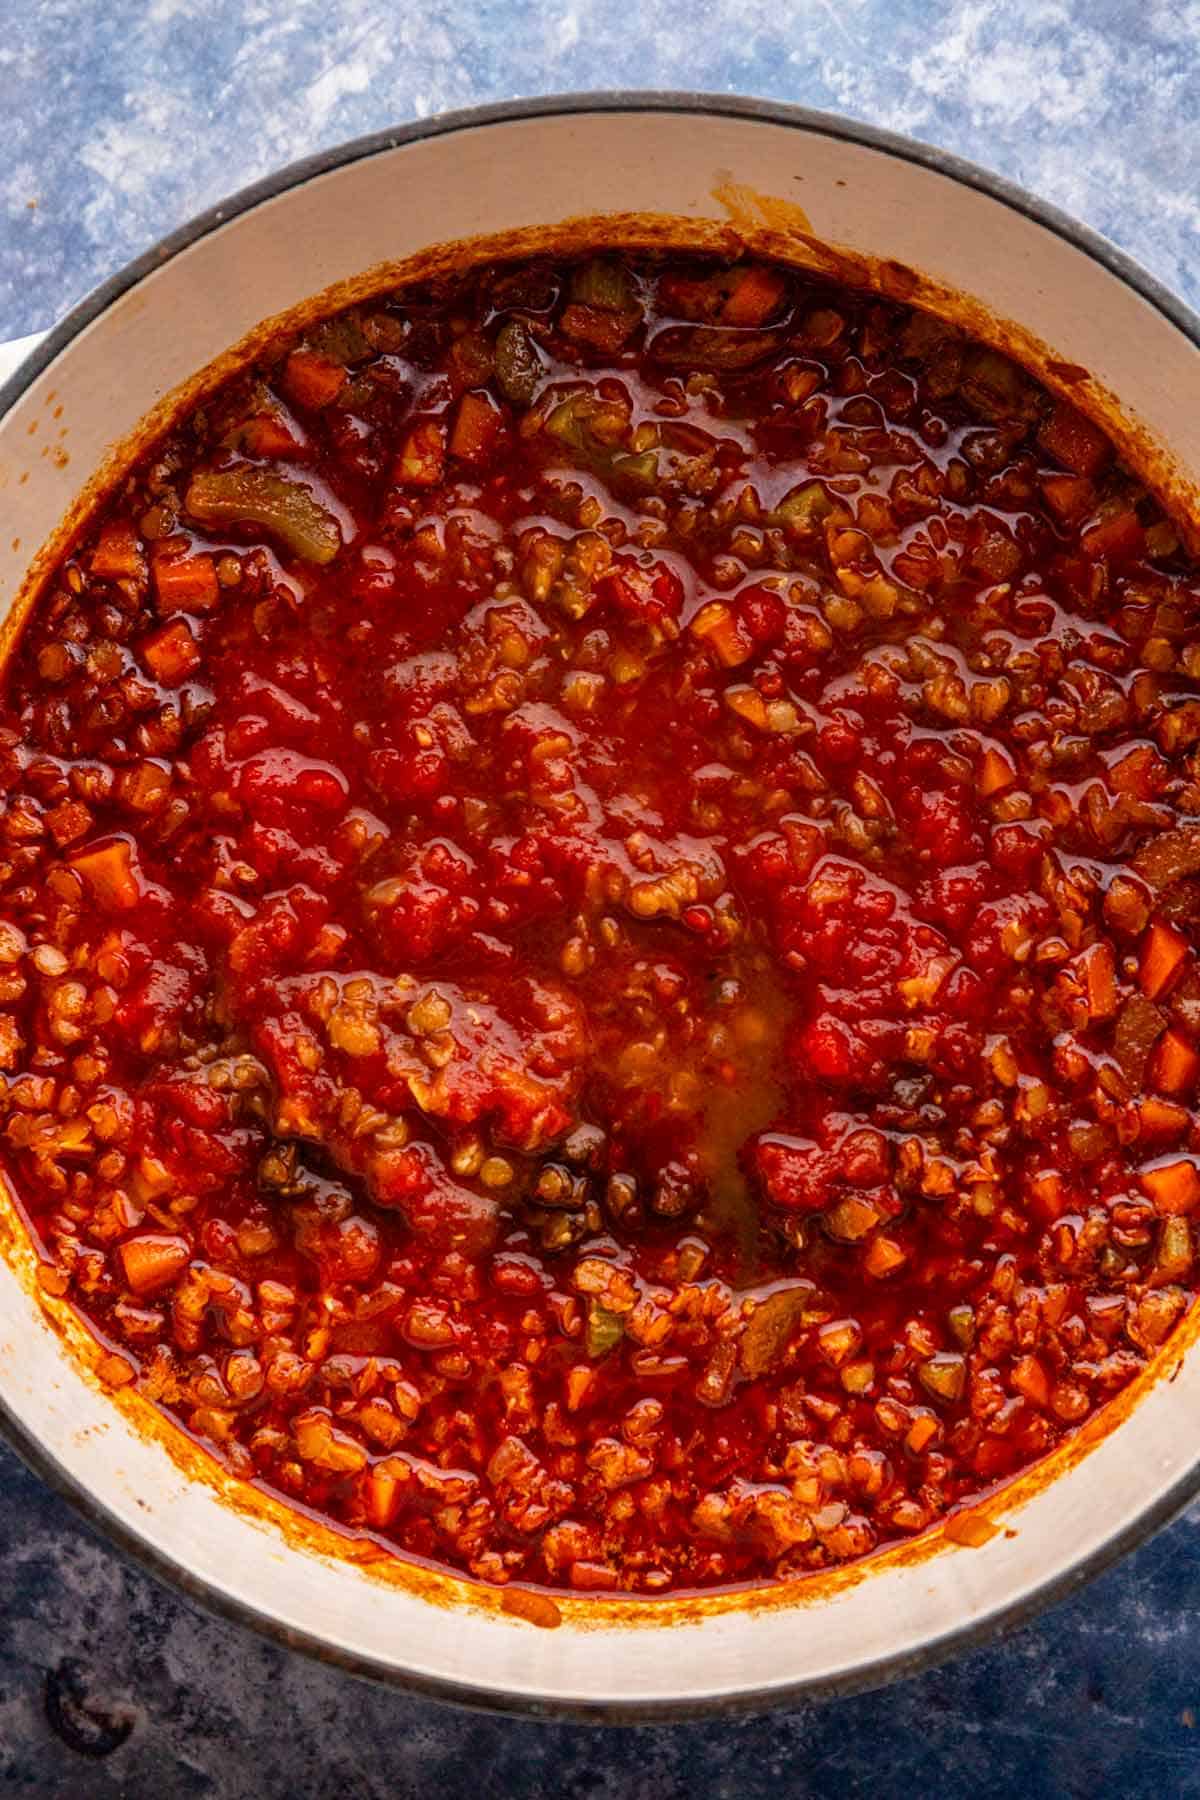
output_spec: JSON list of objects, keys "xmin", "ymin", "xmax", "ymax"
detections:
[{"xmin": 2, "ymin": 94, "xmax": 1200, "ymax": 1720}]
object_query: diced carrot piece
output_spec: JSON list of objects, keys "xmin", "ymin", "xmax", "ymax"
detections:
[
  {"xmin": 905, "ymin": 1413, "xmax": 938, "ymax": 1453},
  {"xmin": 394, "ymin": 420, "xmax": 445, "ymax": 486},
  {"xmin": 1011, "ymin": 1354, "xmax": 1050, "ymax": 1409},
  {"xmin": 1039, "ymin": 473, "xmax": 1093, "ymax": 526},
  {"xmin": 863, "ymin": 1234, "xmax": 907, "ymax": 1278},
  {"xmin": 978, "ymin": 747, "xmax": 1017, "ymax": 797},
  {"xmin": 1041, "ymin": 1285, "xmax": 1071, "ymax": 1327},
  {"xmin": 282, "ymin": 349, "xmax": 346, "ymax": 411},
  {"xmin": 1139, "ymin": 1097, "xmax": 1190, "ymax": 1138},
  {"xmin": 1029, "ymin": 1171, "xmax": 1067, "ymax": 1220},
  {"xmin": 689, "ymin": 600, "xmax": 755, "ymax": 667},
  {"xmin": 1107, "ymin": 743, "xmax": 1160, "ymax": 799},
  {"xmin": 1082, "ymin": 509, "xmax": 1145, "ymax": 564},
  {"xmin": 364, "ymin": 1456, "xmax": 412, "ymax": 1528},
  {"xmin": 153, "ymin": 550, "xmax": 220, "ymax": 613},
  {"xmin": 565, "ymin": 1365, "xmax": 595, "ymax": 1411},
  {"xmin": 1079, "ymin": 940, "xmax": 1117, "ymax": 1022},
  {"xmin": 141, "ymin": 618, "xmax": 200, "ymax": 684},
  {"xmin": 119, "ymin": 1232, "xmax": 190, "ymax": 1294},
  {"xmin": 90, "ymin": 520, "xmax": 144, "ymax": 580},
  {"xmin": 1140, "ymin": 919, "xmax": 1189, "ymax": 1000},
  {"xmin": 1141, "ymin": 1157, "xmax": 1200, "ymax": 1215},
  {"xmin": 1038, "ymin": 399, "xmax": 1110, "ymax": 478},
  {"xmin": 131, "ymin": 1154, "xmax": 174, "ymax": 1201},
  {"xmin": 449, "ymin": 390, "xmax": 502, "ymax": 463},
  {"xmin": 1151, "ymin": 1028, "xmax": 1200, "ymax": 1096},
  {"xmin": 721, "ymin": 265, "xmax": 786, "ymax": 326},
  {"xmin": 240, "ymin": 412, "xmax": 307, "ymax": 459},
  {"xmin": 69, "ymin": 839, "xmax": 141, "ymax": 911}
]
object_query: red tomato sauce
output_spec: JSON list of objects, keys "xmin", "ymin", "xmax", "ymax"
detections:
[{"xmin": 2, "ymin": 252, "xmax": 1200, "ymax": 1593}]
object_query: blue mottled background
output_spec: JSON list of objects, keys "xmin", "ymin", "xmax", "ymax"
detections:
[
  {"xmin": 3, "ymin": 1, "xmax": 1200, "ymax": 1793},
  {"xmin": 3, "ymin": 0, "xmax": 1200, "ymax": 338}
]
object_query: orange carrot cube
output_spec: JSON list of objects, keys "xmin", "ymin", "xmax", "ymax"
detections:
[
  {"xmin": 1029, "ymin": 1171, "xmax": 1067, "ymax": 1220},
  {"xmin": 282, "ymin": 349, "xmax": 346, "ymax": 411},
  {"xmin": 153, "ymin": 550, "xmax": 220, "ymax": 613},
  {"xmin": 240, "ymin": 412, "xmax": 307, "ymax": 459},
  {"xmin": 863, "ymin": 1235, "xmax": 907, "ymax": 1278},
  {"xmin": 1082, "ymin": 509, "xmax": 1145, "ymax": 564},
  {"xmin": 449, "ymin": 390, "xmax": 502, "ymax": 463},
  {"xmin": 905, "ymin": 1413, "xmax": 939, "ymax": 1454},
  {"xmin": 141, "ymin": 618, "xmax": 200, "ymax": 684},
  {"xmin": 1038, "ymin": 473, "xmax": 1093, "ymax": 526},
  {"xmin": 119, "ymin": 1232, "xmax": 190, "ymax": 1294},
  {"xmin": 1141, "ymin": 1157, "xmax": 1200, "ymax": 1215},
  {"xmin": 1139, "ymin": 1097, "xmax": 1189, "ymax": 1139},
  {"xmin": 979, "ymin": 748, "xmax": 1017, "ymax": 797},
  {"xmin": 1038, "ymin": 399, "xmax": 1110, "ymax": 478},
  {"xmin": 1078, "ymin": 940, "xmax": 1117, "ymax": 1021},
  {"xmin": 1140, "ymin": 919, "xmax": 1190, "ymax": 1000},
  {"xmin": 721, "ymin": 265, "xmax": 786, "ymax": 326},
  {"xmin": 69, "ymin": 839, "xmax": 141, "ymax": 911},
  {"xmin": 90, "ymin": 520, "xmax": 144, "ymax": 581},
  {"xmin": 1011, "ymin": 1354, "xmax": 1050, "ymax": 1409},
  {"xmin": 364, "ymin": 1456, "xmax": 412, "ymax": 1528},
  {"xmin": 1151, "ymin": 1028, "xmax": 1200, "ymax": 1096},
  {"xmin": 394, "ymin": 421, "xmax": 445, "ymax": 486}
]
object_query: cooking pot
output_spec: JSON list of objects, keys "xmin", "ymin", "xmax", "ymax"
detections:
[{"xmin": 2, "ymin": 93, "xmax": 1199, "ymax": 1720}]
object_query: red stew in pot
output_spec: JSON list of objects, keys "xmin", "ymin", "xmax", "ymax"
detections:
[{"xmin": 3, "ymin": 251, "xmax": 1200, "ymax": 1594}]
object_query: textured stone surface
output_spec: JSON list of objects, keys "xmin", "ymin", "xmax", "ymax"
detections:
[
  {"xmin": 2, "ymin": 0, "xmax": 1200, "ymax": 338},
  {"xmin": 3, "ymin": 2, "xmax": 1200, "ymax": 1792},
  {"xmin": 3, "ymin": 1439, "xmax": 1200, "ymax": 1795}
]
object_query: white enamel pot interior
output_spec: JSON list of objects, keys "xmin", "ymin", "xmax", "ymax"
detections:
[{"xmin": 2, "ymin": 95, "xmax": 1200, "ymax": 1720}]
